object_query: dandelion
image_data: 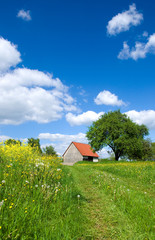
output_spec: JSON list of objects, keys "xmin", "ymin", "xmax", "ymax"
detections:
[
  {"xmin": 0, "ymin": 226, "xmax": 1, "ymax": 230},
  {"xmin": 32, "ymin": 200, "xmax": 35, "ymax": 202},
  {"xmin": 2, "ymin": 180, "xmax": 5, "ymax": 184},
  {"xmin": 9, "ymin": 206, "xmax": 12, "ymax": 209},
  {"xmin": 77, "ymin": 195, "xmax": 80, "ymax": 198}
]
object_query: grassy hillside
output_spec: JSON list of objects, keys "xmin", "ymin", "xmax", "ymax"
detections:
[
  {"xmin": 70, "ymin": 161, "xmax": 155, "ymax": 239},
  {"xmin": 0, "ymin": 144, "xmax": 155, "ymax": 239}
]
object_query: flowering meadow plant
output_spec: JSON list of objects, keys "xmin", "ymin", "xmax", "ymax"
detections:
[
  {"xmin": 0, "ymin": 142, "xmax": 86, "ymax": 239},
  {"xmin": 0, "ymin": 142, "xmax": 63, "ymax": 238}
]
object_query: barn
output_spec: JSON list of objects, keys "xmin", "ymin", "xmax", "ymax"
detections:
[{"xmin": 63, "ymin": 142, "xmax": 99, "ymax": 164}]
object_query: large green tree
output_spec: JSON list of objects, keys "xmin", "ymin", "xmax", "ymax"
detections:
[
  {"xmin": 86, "ymin": 110, "xmax": 149, "ymax": 161},
  {"xmin": 151, "ymin": 142, "xmax": 155, "ymax": 160}
]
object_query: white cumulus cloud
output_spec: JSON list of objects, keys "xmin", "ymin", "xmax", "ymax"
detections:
[
  {"xmin": 94, "ymin": 90, "xmax": 125, "ymax": 106},
  {"xmin": 126, "ymin": 110, "xmax": 155, "ymax": 130},
  {"xmin": 0, "ymin": 37, "xmax": 77, "ymax": 125},
  {"xmin": 0, "ymin": 68, "xmax": 76, "ymax": 124},
  {"xmin": 118, "ymin": 33, "xmax": 155, "ymax": 60},
  {"xmin": 0, "ymin": 135, "xmax": 12, "ymax": 142},
  {"xmin": 107, "ymin": 3, "xmax": 143, "ymax": 36},
  {"xmin": 17, "ymin": 9, "xmax": 31, "ymax": 21},
  {"xmin": 0, "ymin": 38, "xmax": 21, "ymax": 72},
  {"xmin": 66, "ymin": 111, "xmax": 104, "ymax": 126}
]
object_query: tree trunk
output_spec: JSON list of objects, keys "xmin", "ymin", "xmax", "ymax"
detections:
[{"xmin": 115, "ymin": 152, "xmax": 119, "ymax": 161}]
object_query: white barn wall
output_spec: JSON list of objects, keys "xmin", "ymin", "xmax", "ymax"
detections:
[{"xmin": 63, "ymin": 143, "xmax": 83, "ymax": 163}]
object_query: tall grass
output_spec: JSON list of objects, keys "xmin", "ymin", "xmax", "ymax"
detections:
[
  {"xmin": 75, "ymin": 161, "xmax": 155, "ymax": 239},
  {"xmin": 0, "ymin": 143, "xmax": 87, "ymax": 239}
]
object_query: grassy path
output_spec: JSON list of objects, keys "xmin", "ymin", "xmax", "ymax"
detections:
[
  {"xmin": 69, "ymin": 166, "xmax": 109, "ymax": 239},
  {"xmin": 66, "ymin": 162, "xmax": 155, "ymax": 240}
]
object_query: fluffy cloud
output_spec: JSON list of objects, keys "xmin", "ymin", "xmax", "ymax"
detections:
[
  {"xmin": 118, "ymin": 33, "xmax": 155, "ymax": 60},
  {"xmin": 0, "ymin": 135, "xmax": 12, "ymax": 142},
  {"xmin": 126, "ymin": 110, "xmax": 155, "ymax": 130},
  {"xmin": 39, "ymin": 132, "xmax": 109, "ymax": 158},
  {"xmin": 107, "ymin": 3, "xmax": 143, "ymax": 36},
  {"xmin": 94, "ymin": 90, "xmax": 125, "ymax": 106},
  {"xmin": 17, "ymin": 9, "xmax": 31, "ymax": 21},
  {"xmin": 66, "ymin": 111, "xmax": 104, "ymax": 126},
  {"xmin": 0, "ymin": 38, "xmax": 21, "ymax": 72},
  {"xmin": 0, "ymin": 37, "xmax": 77, "ymax": 125},
  {"xmin": 0, "ymin": 68, "xmax": 76, "ymax": 124}
]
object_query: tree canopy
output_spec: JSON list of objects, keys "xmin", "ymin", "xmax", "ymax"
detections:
[
  {"xmin": 27, "ymin": 138, "xmax": 42, "ymax": 154},
  {"xmin": 5, "ymin": 139, "xmax": 21, "ymax": 146},
  {"xmin": 86, "ymin": 110, "xmax": 150, "ymax": 161},
  {"xmin": 151, "ymin": 142, "xmax": 155, "ymax": 160},
  {"xmin": 43, "ymin": 145, "xmax": 58, "ymax": 156}
]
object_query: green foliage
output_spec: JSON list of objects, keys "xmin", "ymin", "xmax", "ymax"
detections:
[
  {"xmin": 43, "ymin": 145, "xmax": 58, "ymax": 156},
  {"xmin": 151, "ymin": 142, "xmax": 155, "ymax": 160},
  {"xmin": 27, "ymin": 138, "xmax": 42, "ymax": 154},
  {"xmin": 4, "ymin": 139, "xmax": 21, "ymax": 146},
  {"xmin": 86, "ymin": 110, "xmax": 149, "ymax": 161}
]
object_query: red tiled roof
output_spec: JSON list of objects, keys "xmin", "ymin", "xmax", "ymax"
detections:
[{"xmin": 73, "ymin": 142, "xmax": 99, "ymax": 157}]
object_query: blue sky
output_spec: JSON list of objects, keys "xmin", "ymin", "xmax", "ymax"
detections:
[{"xmin": 0, "ymin": 0, "xmax": 155, "ymax": 156}]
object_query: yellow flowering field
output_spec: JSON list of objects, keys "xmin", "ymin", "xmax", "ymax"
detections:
[
  {"xmin": 0, "ymin": 143, "xmax": 88, "ymax": 239},
  {"xmin": 0, "ymin": 143, "xmax": 62, "ymax": 239}
]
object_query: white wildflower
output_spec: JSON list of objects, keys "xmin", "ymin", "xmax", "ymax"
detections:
[
  {"xmin": 0, "ymin": 200, "xmax": 4, "ymax": 207},
  {"xmin": 2, "ymin": 180, "xmax": 5, "ymax": 183},
  {"xmin": 25, "ymin": 180, "xmax": 29, "ymax": 184},
  {"xmin": 57, "ymin": 168, "xmax": 61, "ymax": 171},
  {"xmin": 77, "ymin": 195, "xmax": 80, "ymax": 198},
  {"xmin": 35, "ymin": 185, "xmax": 38, "ymax": 188}
]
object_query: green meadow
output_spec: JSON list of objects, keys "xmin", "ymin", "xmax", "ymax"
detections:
[{"xmin": 0, "ymin": 144, "xmax": 155, "ymax": 239}]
